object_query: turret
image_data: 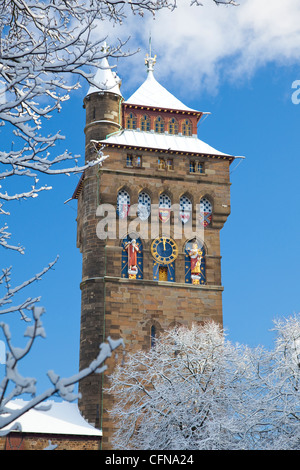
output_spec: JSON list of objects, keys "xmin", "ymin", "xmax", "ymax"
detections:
[{"xmin": 77, "ymin": 48, "xmax": 123, "ymax": 430}]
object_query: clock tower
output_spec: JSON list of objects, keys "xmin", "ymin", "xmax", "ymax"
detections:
[{"xmin": 75, "ymin": 50, "xmax": 235, "ymax": 449}]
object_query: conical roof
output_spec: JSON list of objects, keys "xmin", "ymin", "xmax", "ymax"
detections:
[
  {"xmin": 125, "ymin": 54, "xmax": 197, "ymax": 112},
  {"xmin": 86, "ymin": 44, "xmax": 122, "ymax": 97}
]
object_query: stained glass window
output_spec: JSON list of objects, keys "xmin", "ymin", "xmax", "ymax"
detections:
[
  {"xmin": 159, "ymin": 193, "xmax": 171, "ymax": 223},
  {"xmin": 180, "ymin": 195, "xmax": 192, "ymax": 224},
  {"xmin": 126, "ymin": 112, "xmax": 137, "ymax": 129},
  {"xmin": 117, "ymin": 189, "xmax": 130, "ymax": 219},
  {"xmin": 199, "ymin": 197, "xmax": 212, "ymax": 227},
  {"xmin": 168, "ymin": 117, "xmax": 178, "ymax": 134},
  {"xmin": 155, "ymin": 116, "xmax": 165, "ymax": 134},
  {"xmin": 182, "ymin": 118, "xmax": 192, "ymax": 136},
  {"xmin": 141, "ymin": 114, "xmax": 151, "ymax": 132},
  {"xmin": 159, "ymin": 193, "xmax": 171, "ymax": 208},
  {"xmin": 138, "ymin": 191, "xmax": 151, "ymax": 220}
]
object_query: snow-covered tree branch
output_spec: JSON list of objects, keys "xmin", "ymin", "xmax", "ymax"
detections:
[
  {"xmin": 0, "ymin": 304, "xmax": 124, "ymax": 435},
  {"xmin": 108, "ymin": 318, "xmax": 300, "ymax": 450}
]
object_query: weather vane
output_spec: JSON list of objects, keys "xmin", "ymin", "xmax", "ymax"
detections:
[{"xmin": 145, "ymin": 33, "xmax": 156, "ymax": 73}]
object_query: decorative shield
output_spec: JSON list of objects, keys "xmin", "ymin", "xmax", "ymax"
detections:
[
  {"xmin": 138, "ymin": 203, "xmax": 150, "ymax": 221},
  {"xmin": 199, "ymin": 211, "xmax": 212, "ymax": 227},
  {"xmin": 179, "ymin": 210, "xmax": 191, "ymax": 224},
  {"xmin": 118, "ymin": 203, "xmax": 130, "ymax": 219},
  {"xmin": 159, "ymin": 208, "xmax": 171, "ymax": 223}
]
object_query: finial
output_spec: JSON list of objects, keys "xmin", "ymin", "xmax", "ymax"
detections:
[{"xmin": 145, "ymin": 35, "xmax": 156, "ymax": 74}]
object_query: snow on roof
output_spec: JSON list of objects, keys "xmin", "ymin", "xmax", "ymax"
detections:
[
  {"xmin": 3, "ymin": 399, "xmax": 102, "ymax": 436},
  {"xmin": 86, "ymin": 44, "xmax": 122, "ymax": 97},
  {"xmin": 125, "ymin": 54, "xmax": 198, "ymax": 113},
  {"xmin": 101, "ymin": 129, "xmax": 232, "ymax": 158}
]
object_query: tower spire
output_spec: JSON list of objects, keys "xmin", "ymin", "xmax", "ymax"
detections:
[{"xmin": 145, "ymin": 34, "xmax": 156, "ymax": 74}]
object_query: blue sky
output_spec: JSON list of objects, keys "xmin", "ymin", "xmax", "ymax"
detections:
[{"xmin": 1, "ymin": 0, "xmax": 300, "ymax": 395}]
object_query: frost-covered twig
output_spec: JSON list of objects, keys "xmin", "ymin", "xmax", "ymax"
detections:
[
  {"xmin": 0, "ymin": 258, "xmax": 59, "ymax": 319},
  {"xmin": 0, "ymin": 303, "xmax": 124, "ymax": 434}
]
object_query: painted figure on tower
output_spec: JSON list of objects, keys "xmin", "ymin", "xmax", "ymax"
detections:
[
  {"xmin": 124, "ymin": 239, "xmax": 140, "ymax": 279},
  {"xmin": 187, "ymin": 242, "xmax": 203, "ymax": 285}
]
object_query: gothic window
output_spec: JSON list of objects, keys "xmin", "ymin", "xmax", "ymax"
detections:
[
  {"xmin": 155, "ymin": 116, "xmax": 165, "ymax": 134},
  {"xmin": 126, "ymin": 112, "xmax": 137, "ymax": 129},
  {"xmin": 182, "ymin": 118, "xmax": 192, "ymax": 136},
  {"xmin": 121, "ymin": 236, "xmax": 143, "ymax": 279},
  {"xmin": 168, "ymin": 117, "xmax": 178, "ymax": 135},
  {"xmin": 180, "ymin": 195, "xmax": 192, "ymax": 224},
  {"xmin": 184, "ymin": 239, "xmax": 206, "ymax": 285},
  {"xmin": 159, "ymin": 193, "xmax": 171, "ymax": 209},
  {"xmin": 159, "ymin": 193, "xmax": 171, "ymax": 223},
  {"xmin": 199, "ymin": 197, "xmax": 212, "ymax": 227},
  {"xmin": 138, "ymin": 191, "xmax": 151, "ymax": 220},
  {"xmin": 150, "ymin": 325, "xmax": 156, "ymax": 348},
  {"xmin": 141, "ymin": 114, "xmax": 151, "ymax": 132},
  {"xmin": 117, "ymin": 189, "xmax": 130, "ymax": 219}
]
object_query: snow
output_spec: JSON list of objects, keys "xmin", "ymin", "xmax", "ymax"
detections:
[
  {"xmin": 86, "ymin": 56, "xmax": 122, "ymax": 97},
  {"xmin": 101, "ymin": 129, "xmax": 232, "ymax": 158},
  {"xmin": 2, "ymin": 399, "xmax": 102, "ymax": 436},
  {"xmin": 125, "ymin": 68, "xmax": 198, "ymax": 112}
]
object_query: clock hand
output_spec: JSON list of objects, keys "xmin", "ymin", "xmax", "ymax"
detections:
[{"xmin": 163, "ymin": 237, "xmax": 166, "ymax": 251}]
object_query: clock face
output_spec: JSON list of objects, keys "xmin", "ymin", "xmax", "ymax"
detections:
[{"xmin": 151, "ymin": 237, "xmax": 178, "ymax": 265}]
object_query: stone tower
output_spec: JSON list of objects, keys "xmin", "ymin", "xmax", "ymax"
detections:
[{"xmin": 74, "ymin": 51, "xmax": 235, "ymax": 449}]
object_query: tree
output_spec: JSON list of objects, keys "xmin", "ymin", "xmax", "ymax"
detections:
[{"xmin": 108, "ymin": 317, "xmax": 300, "ymax": 450}]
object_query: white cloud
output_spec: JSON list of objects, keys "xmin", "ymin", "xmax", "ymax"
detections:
[{"xmin": 92, "ymin": 0, "xmax": 300, "ymax": 97}]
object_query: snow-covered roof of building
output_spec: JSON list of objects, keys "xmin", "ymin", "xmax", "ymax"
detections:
[
  {"xmin": 86, "ymin": 44, "xmax": 122, "ymax": 97},
  {"xmin": 100, "ymin": 129, "xmax": 233, "ymax": 158},
  {"xmin": 125, "ymin": 54, "xmax": 198, "ymax": 113},
  {"xmin": 3, "ymin": 399, "xmax": 102, "ymax": 436}
]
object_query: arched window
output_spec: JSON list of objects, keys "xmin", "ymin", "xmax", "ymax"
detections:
[
  {"xmin": 155, "ymin": 116, "xmax": 165, "ymax": 134},
  {"xmin": 184, "ymin": 239, "xmax": 206, "ymax": 285},
  {"xmin": 140, "ymin": 114, "xmax": 151, "ymax": 132},
  {"xmin": 159, "ymin": 193, "xmax": 171, "ymax": 223},
  {"xmin": 138, "ymin": 191, "xmax": 151, "ymax": 220},
  {"xmin": 199, "ymin": 197, "xmax": 212, "ymax": 227},
  {"xmin": 182, "ymin": 118, "xmax": 192, "ymax": 136},
  {"xmin": 150, "ymin": 325, "xmax": 156, "ymax": 348},
  {"xmin": 117, "ymin": 189, "xmax": 130, "ymax": 219},
  {"xmin": 121, "ymin": 235, "xmax": 143, "ymax": 279},
  {"xmin": 126, "ymin": 112, "xmax": 137, "ymax": 129},
  {"xmin": 159, "ymin": 193, "xmax": 171, "ymax": 208},
  {"xmin": 179, "ymin": 195, "xmax": 192, "ymax": 224},
  {"xmin": 168, "ymin": 117, "xmax": 178, "ymax": 135}
]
